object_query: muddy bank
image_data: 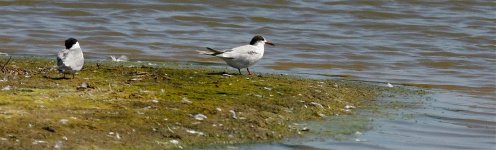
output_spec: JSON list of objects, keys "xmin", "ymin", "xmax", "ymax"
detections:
[{"xmin": 0, "ymin": 56, "xmax": 384, "ymax": 149}]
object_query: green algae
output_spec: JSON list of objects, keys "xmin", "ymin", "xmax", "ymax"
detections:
[{"xmin": 0, "ymin": 56, "xmax": 382, "ymax": 149}]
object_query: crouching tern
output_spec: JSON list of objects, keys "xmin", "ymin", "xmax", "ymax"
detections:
[
  {"xmin": 198, "ymin": 35, "xmax": 274, "ymax": 75},
  {"xmin": 57, "ymin": 38, "xmax": 84, "ymax": 78}
]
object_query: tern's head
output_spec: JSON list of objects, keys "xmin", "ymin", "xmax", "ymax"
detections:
[
  {"xmin": 249, "ymin": 35, "xmax": 274, "ymax": 46},
  {"xmin": 65, "ymin": 38, "xmax": 80, "ymax": 50}
]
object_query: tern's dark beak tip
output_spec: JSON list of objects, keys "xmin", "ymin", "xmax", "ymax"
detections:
[{"xmin": 266, "ymin": 42, "xmax": 275, "ymax": 46}]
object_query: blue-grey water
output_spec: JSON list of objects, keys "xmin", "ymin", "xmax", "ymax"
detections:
[{"xmin": 0, "ymin": 0, "xmax": 494, "ymax": 149}]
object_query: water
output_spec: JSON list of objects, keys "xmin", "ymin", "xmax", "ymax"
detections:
[{"xmin": 0, "ymin": 0, "xmax": 494, "ymax": 149}]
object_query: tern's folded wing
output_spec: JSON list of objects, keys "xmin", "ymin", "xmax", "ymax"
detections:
[
  {"xmin": 223, "ymin": 45, "xmax": 259, "ymax": 57},
  {"xmin": 57, "ymin": 49, "xmax": 69, "ymax": 66}
]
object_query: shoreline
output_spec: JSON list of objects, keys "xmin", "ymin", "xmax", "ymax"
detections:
[{"xmin": 0, "ymin": 56, "xmax": 394, "ymax": 149}]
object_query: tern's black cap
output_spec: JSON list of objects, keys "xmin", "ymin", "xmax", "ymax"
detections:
[
  {"xmin": 65, "ymin": 38, "xmax": 78, "ymax": 49},
  {"xmin": 249, "ymin": 35, "xmax": 265, "ymax": 45}
]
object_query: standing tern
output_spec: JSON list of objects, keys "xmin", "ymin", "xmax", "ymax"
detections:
[
  {"xmin": 57, "ymin": 38, "xmax": 84, "ymax": 78},
  {"xmin": 198, "ymin": 35, "xmax": 274, "ymax": 75}
]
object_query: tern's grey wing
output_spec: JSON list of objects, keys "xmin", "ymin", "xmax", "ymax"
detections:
[
  {"xmin": 57, "ymin": 49, "xmax": 68, "ymax": 66},
  {"xmin": 56, "ymin": 49, "xmax": 70, "ymax": 72},
  {"xmin": 222, "ymin": 45, "xmax": 258, "ymax": 57},
  {"xmin": 223, "ymin": 49, "xmax": 234, "ymax": 53},
  {"xmin": 57, "ymin": 57, "xmax": 63, "ymax": 67}
]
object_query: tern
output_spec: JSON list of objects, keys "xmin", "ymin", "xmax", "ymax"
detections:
[
  {"xmin": 198, "ymin": 35, "xmax": 274, "ymax": 75},
  {"xmin": 57, "ymin": 38, "xmax": 84, "ymax": 78}
]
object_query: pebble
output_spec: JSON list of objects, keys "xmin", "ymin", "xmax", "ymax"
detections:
[
  {"xmin": 301, "ymin": 127, "xmax": 310, "ymax": 131},
  {"xmin": 54, "ymin": 140, "xmax": 63, "ymax": 149},
  {"xmin": 355, "ymin": 131, "xmax": 362, "ymax": 135},
  {"xmin": 80, "ymin": 82, "xmax": 88, "ymax": 88},
  {"xmin": 333, "ymin": 84, "xmax": 339, "ymax": 88}
]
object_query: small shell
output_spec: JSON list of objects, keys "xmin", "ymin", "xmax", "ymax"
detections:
[
  {"xmin": 194, "ymin": 114, "xmax": 207, "ymax": 121},
  {"xmin": 386, "ymin": 83, "xmax": 394, "ymax": 88},
  {"xmin": 170, "ymin": 139, "xmax": 179, "ymax": 144}
]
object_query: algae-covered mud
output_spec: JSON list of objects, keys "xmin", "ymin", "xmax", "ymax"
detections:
[{"xmin": 0, "ymin": 56, "xmax": 388, "ymax": 149}]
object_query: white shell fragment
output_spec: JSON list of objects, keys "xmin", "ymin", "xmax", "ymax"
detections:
[
  {"xmin": 310, "ymin": 102, "xmax": 324, "ymax": 108},
  {"xmin": 386, "ymin": 82, "xmax": 394, "ymax": 88},
  {"xmin": 194, "ymin": 114, "xmax": 207, "ymax": 121},
  {"xmin": 110, "ymin": 55, "xmax": 129, "ymax": 62},
  {"xmin": 181, "ymin": 97, "xmax": 192, "ymax": 104},
  {"xmin": 59, "ymin": 119, "xmax": 69, "ymax": 125},
  {"xmin": 170, "ymin": 139, "xmax": 179, "ymax": 144},
  {"xmin": 185, "ymin": 129, "xmax": 204, "ymax": 136},
  {"xmin": 345, "ymin": 105, "xmax": 356, "ymax": 109},
  {"xmin": 229, "ymin": 110, "xmax": 238, "ymax": 119},
  {"xmin": 2, "ymin": 85, "xmax": 12, "ymax": 91}
]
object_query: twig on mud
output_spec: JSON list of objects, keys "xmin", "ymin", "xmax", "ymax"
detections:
[{"xmin": 1, "ymin": 56, "xmax": 12, "ymax": 73}]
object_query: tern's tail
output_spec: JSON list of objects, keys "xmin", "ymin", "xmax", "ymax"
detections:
[{"xmin": 197, "ymin": 47, "xmax": 224, "ymax": 56}]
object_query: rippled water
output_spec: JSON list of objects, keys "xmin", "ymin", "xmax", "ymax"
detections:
[{"xmin": 0, "ymin": 0, "xmax": 494, "ymax": 149}]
